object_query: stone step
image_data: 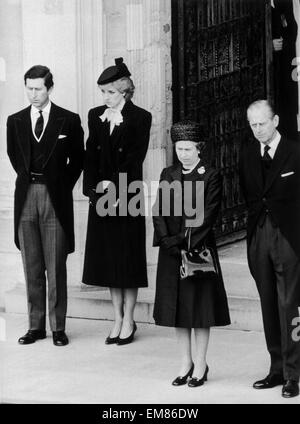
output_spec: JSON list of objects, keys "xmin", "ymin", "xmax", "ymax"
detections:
[{"xmin": 4, "ymin": 284, "xmax": 263, "ymax": 331}]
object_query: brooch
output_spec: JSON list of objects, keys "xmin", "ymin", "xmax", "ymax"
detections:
[{"xmin": 198, "ymin": 166, "xmax": 206, "ymax": 175}]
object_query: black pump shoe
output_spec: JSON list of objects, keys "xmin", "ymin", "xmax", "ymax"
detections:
[
  {"xmin": 105, "ymin": 335, "xmax": 119, "ymax": 345},
  {"xmin": 172, "ymin": 364, "xmax": 194, "ymax": 386},
  {"xmin": 117, "ymin": 322, "xmax": 137, "ymax": 345},
  {"xmin": 188, "ymin": 365, "xmax": 209, "ymax": 387}
]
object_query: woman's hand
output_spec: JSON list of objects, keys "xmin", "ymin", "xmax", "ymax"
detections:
[
  {"xmin": 161, "ymin": 234, "xmax": 184, "ymax": 249},
  {"xmin": 161, "ymin": 235, "xmax": 184, "ymax": 258}
]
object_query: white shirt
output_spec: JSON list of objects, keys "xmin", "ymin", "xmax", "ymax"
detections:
[
  {"xmin": 30, "ymin": 101, "xmax": 51, "ymax": 142},
  {"xmin": 260, "ymin": 131, "xmax": 281, "ymax": 159}
]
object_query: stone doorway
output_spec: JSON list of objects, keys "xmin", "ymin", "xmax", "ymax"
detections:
[{"xmin": 171, "ymin": 0, "xmax": 272, "ymax": 243}]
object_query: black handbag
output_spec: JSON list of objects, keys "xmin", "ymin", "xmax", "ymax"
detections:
[{"xmin": 180, "ymin": 228, "xmax": 218, "ymax": 279}]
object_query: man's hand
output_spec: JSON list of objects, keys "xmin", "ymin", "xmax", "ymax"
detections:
[
  {"xmin": 88, "ymin": 189, "xmax": 98, "ymax": 206},
  {"xmin": 273, "ymin": 37, "xmax": 283, "ymax": 51}
]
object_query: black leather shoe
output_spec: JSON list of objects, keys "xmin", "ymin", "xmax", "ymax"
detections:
[
  {"xmin": 282, "ymin": 380, "xmax": 299, "ymax": 398},
  {"xmin": 253, "ymin": 374, "xmax": 285, "ymax": 389},
  {"xmin": 105, "ymin": 335, "xmax": 119, "ymax": 345},
  {"xmin": 52, "ymin": 331, "xmax": 69, "ymax": 346},
  {"xmin": 117, "ymin": 322, "xmax": 137, "ymax": 345},
  {"xmin": 188, "ymin": 365, "xmax": 209, "ymax": 387},
  {"xmin": 18, "ymin": 330, "xmax": 46, "ymax": 345},
  {"xmin": 172, "ymin": 364, "xmax": 194, "ymax": 386}
]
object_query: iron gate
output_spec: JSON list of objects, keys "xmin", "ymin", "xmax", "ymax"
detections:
[{"xmin": 172, "ymin": 0, "xmax": 272, "ymax": 241}]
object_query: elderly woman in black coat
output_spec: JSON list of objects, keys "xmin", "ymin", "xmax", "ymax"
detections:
[
  {"xmin": 82, "ymin": 58, "xmax": 152, "ymax": 345},
  {"xmin": 153, "ymin": 120, "xmax": 230, "ymax": 387}
]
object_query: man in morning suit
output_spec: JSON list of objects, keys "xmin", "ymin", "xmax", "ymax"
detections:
[
  {"xmin": 240, "ymin": 99, "xmax": 300, "ymax": 398},
  {"xmin": 7, "ymin": 65, "xmax": 84, "ymax": 346}
]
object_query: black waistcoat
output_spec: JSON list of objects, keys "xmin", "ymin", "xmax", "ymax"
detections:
[
  {"xmin": 30, "ymin": 131, "xmax": 46, "ymax": 173},
  {"xmin": 259, "ymin": 158, "xmax": 277, "ymax": 227}
]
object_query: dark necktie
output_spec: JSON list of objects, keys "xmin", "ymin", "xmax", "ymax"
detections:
[
  {"xmin": 262, "ymin": 144, "xmax": 272, "ymax": 162},
  {"xmin": 34, "ymin": 110, "xmax": 44, "ymax": 138}
]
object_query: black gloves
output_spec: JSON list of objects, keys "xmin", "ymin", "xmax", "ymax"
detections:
[{"xmin": 161, "ymin": 234, "xmax": 184, "ymax": 258}]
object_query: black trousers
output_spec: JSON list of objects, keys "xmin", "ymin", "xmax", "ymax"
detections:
[
  {"xmin": 248, "ymin": 216, "xmax": 300, "ymax": 381},
  {"xmin": 18, "ymin": 184, "xmax": 68, "ymax": 332}
]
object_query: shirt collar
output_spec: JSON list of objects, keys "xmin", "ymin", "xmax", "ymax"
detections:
[
  {"xmin": 31, "ymin": 100, "xmax": 52, "ymax": 115},
  {"xmin": 260, "ymin": 130, "xmax": 281, "ymax": 157}
]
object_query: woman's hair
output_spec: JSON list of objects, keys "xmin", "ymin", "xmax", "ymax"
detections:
[
  {"xmin": 195, "ymin": 141, "xmax": 206, "ymax": 153},
  {"xmin": 112, "ymin": 77, "xmax": 135, "ymax": 101}
]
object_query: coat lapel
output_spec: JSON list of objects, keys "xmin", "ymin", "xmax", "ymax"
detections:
[
  {"xmin": 15, "ymin": 107, "xmax": 31, "ymax": 172},
  {"xmin": 249, "ymin": 140, "xmax": 264, "ymax": 191},
  {"xmin": 169, "ymin": 163, "xmax": 182, "ymax": 182},
  {"xmin": 96, "ymin": 107, "xmax": 114, "ymax": 170},
  {"xmin": 42, "ymin": 103, "xmax": 65, "ymax": 168},
  {"xmin": 109, "ymin": 101, "xmax": 133, "ymax": 148},
  {"xmin": 263, "ymin": 137, "xmax": 293, "ymax": 193}
]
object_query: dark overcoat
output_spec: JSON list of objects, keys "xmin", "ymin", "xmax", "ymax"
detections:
[
  {"xmin": 239, "ymin": 136, "xmax": 300, "ymax": 260},
  {"xmin": 82, "ymin": 100, "xmax": 152, "ymax": 287},
  {"xmin": 152, "ymin": 162, "xmax": 231, "ymax": 327},
  {"xmin": 6, "ymin": 103, "xmax": 84, "ymax": 253}
]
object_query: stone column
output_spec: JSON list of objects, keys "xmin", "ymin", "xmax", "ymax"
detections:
[{"xmin": 0, "ymin": 0, "xmax": 25, "ymax": 308}]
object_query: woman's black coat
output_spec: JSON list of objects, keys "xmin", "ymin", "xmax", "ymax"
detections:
[
  {"xmin": 152, "ymin": 162, "xmax": 230, "ymax": 327},
  {"xmin": 82, "ymin": 100, "xmax": 152, "ymax": 287}
]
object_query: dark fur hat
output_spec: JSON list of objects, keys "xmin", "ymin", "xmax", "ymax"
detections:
[{"xmin": 170, "ymin": 120, "xmax": 205, "ymax": 143}]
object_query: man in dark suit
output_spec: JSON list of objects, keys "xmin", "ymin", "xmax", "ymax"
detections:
[
  {"xmin": 7, "ymin": 65, "xmax": 84, "ymax": 346},
  {"xmin": 271, "ymin": 0, "xmax": 298, "ymax": 141},
  {"xmin": 240, "ymin": 99, "xmax": 300, "ymax": 398}
]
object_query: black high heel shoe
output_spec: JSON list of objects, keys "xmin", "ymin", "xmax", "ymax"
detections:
[
  {"xmin": 117, "ymin": 322, "xmax": 137, "ymax": 345},
  {"xmin": 105, "ymin": 335, "xmax": 119, "ymax": 345},
  {"xmin": 105, "ymin": 323, "xmax": 122, "ymax": 344},
  {"xmin": 188, "ymin": 365, "xmax": 209, "ymax": 387},
  {"xmin": 172, "ymin": 364, "xmax": 194, "ymax": 386}
]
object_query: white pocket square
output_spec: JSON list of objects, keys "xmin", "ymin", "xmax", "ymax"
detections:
[
  {"xmin": 281, "ymin": 171, "xmax": 294, "ymax": 177},
  {"xmin": 58, "ymin": 134, "xmax": 67, "ymax": 139}
]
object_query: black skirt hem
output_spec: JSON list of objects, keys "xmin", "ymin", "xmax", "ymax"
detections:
[
  {"xmin": 154, "ymin": 320, "xmax": 231, "ymax": 329},
  {"xmin": 82, "ymin": 280, "xmax": 148, "ymax": 289}
]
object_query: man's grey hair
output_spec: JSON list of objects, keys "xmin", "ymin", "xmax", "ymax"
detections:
[{"xmin": 247, "ymin": 100, "xmax": 275, "ymax": 121}]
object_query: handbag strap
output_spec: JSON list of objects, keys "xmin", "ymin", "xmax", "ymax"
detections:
[
  {"xmin": 185, "ymin": 227, "xmax": 207, "ymax": 253},
  {"xmin": 185, "ymin": 227, "xmax": 192, "ymax": 252}
]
